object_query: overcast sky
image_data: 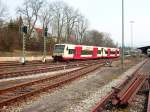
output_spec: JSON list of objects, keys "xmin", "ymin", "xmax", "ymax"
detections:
[{"xmin": 3, "ymin": 0, "xmax": 150, "ymax": 47}]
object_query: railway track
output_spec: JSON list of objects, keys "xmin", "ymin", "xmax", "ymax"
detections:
[
  {"xmin": 91, "ymin": 59, "xmax": 149, "ymax": 112},
  {"xmin": 0, "ymin": 58, "xmax": 118, "ymax": 69},
  {"xmin": 0, "ymin": 60, "xmax": 50, "ymax": 66},
  {"xmin": 0, "ymin": 59, "xmax": 93, "ymax": 71},
  {"xmin": 0, "ymin": 59, "xmax": 112, "ymax": 79},
  {"xmin": 0, "ymin": 63, "xmax": 103, "ymax": 108},
  {"xmin": 0, "ymin": 60, "xmax": 54, "ymax": 70}
]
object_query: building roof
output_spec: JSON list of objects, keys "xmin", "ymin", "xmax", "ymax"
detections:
[
  {"xmin": 34, "ymin": 28, "xmax": 43, "ymax": 33},
  {"xmin": 137, "ymin": 46, "xmax": 150, "ymax": 54}
]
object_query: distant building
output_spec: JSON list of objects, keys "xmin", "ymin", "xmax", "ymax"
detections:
[
  {"xmin": 31, "ymin": 27, "xmax": 57, "ymax": 42},
  {"xmin": 31, "ymin": 27, "xmax": 43, "ymax": 39}
]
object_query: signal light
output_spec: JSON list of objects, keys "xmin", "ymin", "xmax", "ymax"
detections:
[
  {"xmin": 22, "ymin": 26, "xmax": 27, "ymax": 34},
  {"xmin": 44, "ymin": 27, "xmax": 48, "ymax": 37}
]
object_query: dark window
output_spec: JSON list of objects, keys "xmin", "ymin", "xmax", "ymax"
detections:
[
  {"xmin": 82, "ymin": 50, "xmax": 86, "ymax": 55},
  {"xmin": 82, "ymin": 50, "xmax": 92, "ymax": 55},
  {"xmin": 110, "ymin": 51, "xmax": 116, "ymax": 54},
  {"xmin": 105, "ymin": 50, "xmax": 108, "ymax": 54},
  {"xmin": 69, "ymin": 49, "xmax": 74, "ymax": 54},
  {"xmin": 98, "ymin": 50, "xmax": 101, "ymax": 54},
  {"xmin": 117, "ymin": 51, "xmax": 120, "ymax": 54}
]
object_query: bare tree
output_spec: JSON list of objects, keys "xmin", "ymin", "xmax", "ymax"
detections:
[
  {"xmin": 50, "ymin": 1, "xmax": 67, "ymax": 43},
  {"xmin": 76, "ymin": 15, "xmax": 88, "ymax": 44},
  {"xmin": 103, "ymin": 33, "xmax": 116, "ymax": 47},
  {"xmin": 17, "ymin": 0, "xmax": 44, "ymax": 39},
  {"xmin": 49, "ymin": 1, "xmax": 88, "ymax": 44},
  {"xmin": 82, "ymin": 30, "xmax": 104, "ymax": 46},
  {"xmin": 39, "ymin": 2, "xmax": 53, "ymax": 33},
  {"xmin": 64, "ymin": 6, "xmax": 79, "ymax": 43},
  {"xmin": 0, "ymin": 0, "xmax": 8, "ymax": 25}
]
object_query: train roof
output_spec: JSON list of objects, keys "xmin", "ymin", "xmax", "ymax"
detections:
[{"xmin": 55, "ymin": 43, "xmax": 119, "ymax": 49}]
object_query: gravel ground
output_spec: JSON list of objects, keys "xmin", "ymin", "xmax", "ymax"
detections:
[{"xmin": 0, "ymin": 57, "xmax": 145, "ymax": 112}]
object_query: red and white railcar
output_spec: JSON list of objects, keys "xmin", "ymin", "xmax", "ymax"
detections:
[{"xmin": 52, "ymin": 44, "xmax": 120, "ymax": 61}]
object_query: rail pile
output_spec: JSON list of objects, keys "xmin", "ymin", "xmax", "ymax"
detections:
[
  {"xmin": 91, "ymin": 59, "xmax": 149, "ymax": 112},
  {"xmin": 144, "ymin": 75, "xmax": 150, "ymax": 112},
  {"xmin": 112, "ymin": 73, "xmax": 147, "ymax": 106},
  {"xmin": 0, "ymin": 63, "xmax": 103, "ymax": 108},
  {"xmin": 147, "ymin": 90, "xmax": 150, "ymax": 112}
]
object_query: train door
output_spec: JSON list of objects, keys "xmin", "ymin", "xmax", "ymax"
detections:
[
  {"xmin": 107, "ymin": 49, "xmax": 111, "ymax": 57},
  {"xmin": 115, "ymin": 50, "xmax": 117, "ymax": 57},
  {"xmin": 74, "ymin": 46, "xmax": 82, "ymax": 59},
  {"xmin": 93, "ymin": 48, "xmax": 98, "ymax": 58},
  {"xmin": 101, "ymin": 48, "xmax": 104, "ymax": 58}
]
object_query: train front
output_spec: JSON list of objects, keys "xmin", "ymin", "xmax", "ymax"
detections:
[{"xmin": 52, "ymin": 44, "xmax": 65, "ymax": 61}]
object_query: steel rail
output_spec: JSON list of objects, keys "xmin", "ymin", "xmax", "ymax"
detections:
[
  {"xmin": 0, "ymin": 60, "xmax": 105, "ymax": 79},
  {"xmin": 147, "ymin": 91, "xmax": 150, "ymax": 112},
  {"xmin": 119, "ymin": 74, "xmax": 147, "ymax": 105},
  {"xmin": 0, "ymin": 59, "xmax": 116, "ymax": 79},
  {"xmin": 0, "ymin": 63, "xmax": 103, "ymax": 108},
  {"xmin": 91, "ymin": 59, "xmax": 148, "ymax": 112}
]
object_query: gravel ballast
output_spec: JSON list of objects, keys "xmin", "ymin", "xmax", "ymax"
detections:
[{"xmin": 0, "ymin": 58, "xmax": 145, "ymax": 112}]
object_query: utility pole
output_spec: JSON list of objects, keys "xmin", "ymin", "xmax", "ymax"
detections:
[
  {"xmin": 42, "ymin": 26, "xmax": 48, "ymax": 62},
  {"xmin": 130, "ymin": 21, "xmax": 134, "ymax": 50},
  {"xmin": 22, "ymin": 33, "xmax": 26, "ymax": 64},
  {"xmin": 121, "ymin": 0, "xmax": 125, "ymax": 71}
]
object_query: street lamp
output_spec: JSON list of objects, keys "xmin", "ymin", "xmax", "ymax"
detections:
[
  {"xmin": 121, "ymin": 0, "xmax": 125, "ymax": 70},
  {"xmin": 130, "ymin": 21, "xmax": 134, "ymax": 50}
]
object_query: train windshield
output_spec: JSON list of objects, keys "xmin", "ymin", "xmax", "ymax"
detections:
[{"xmin": 54, "ymin": 45, "xmax": 65, "ymax": 53}]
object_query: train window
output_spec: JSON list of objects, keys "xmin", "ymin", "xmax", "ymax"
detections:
[
  {"xmin": 69, "ymin": 49, "xmax": 74, "ymax": 54},
  {"xmin": 98, "ymin": 50, "xmax": 101, "ymax": 54},
  {"xmin": 105, "ymin": 50, "xmax": 108, "ymax": 54},
  {"xmin": 110, "ymin": 51, "xmax": 116, "ymax": 54},
  {"xmin": 82, "ymin": 50, "xmax": 92, "ymax": 55},
  {"xmin": 54, "ymin": 45, "xmax": 65, "ymax": 53},
  {"xmin": 82, "ymin": 50, "xmax": 86, "ymax": 55}
]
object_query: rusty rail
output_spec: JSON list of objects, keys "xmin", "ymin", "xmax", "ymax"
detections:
[
  {"xmin": 0, "ymin": 60, "xmax": 105, "ymax": 79},
  {"xmin": 112, "ymin": 74, "xmax": 147, "ymax": 106},
  {"xmin": 91, "ymin": 59, "xmax": 148, "ymax": 112},
  {"xmin": 146, "ymin": 75, "xmax": 150, "ymax": 112},
  {"xmin": 147, "ymin": 91, "xmax": 150, "ymax": 112},
  {"xmin": 0, "ymin": 63, "xmax": 103, "ymax": 108}
]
